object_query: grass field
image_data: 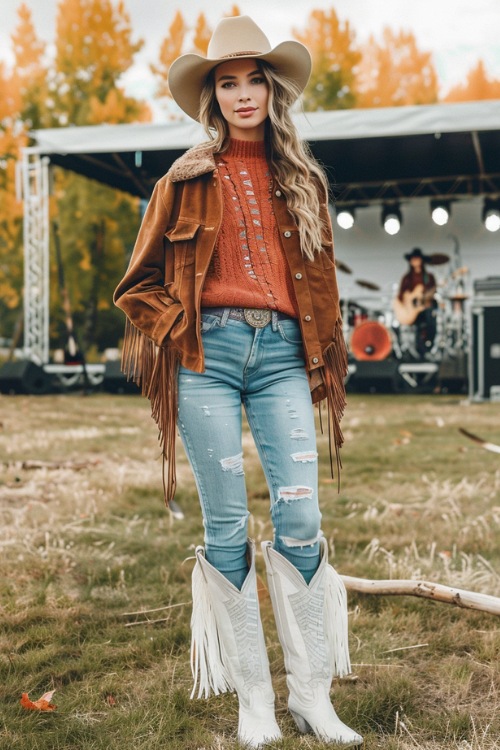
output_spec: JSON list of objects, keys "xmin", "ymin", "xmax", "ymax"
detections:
[{"xmin": 1, "ymin": 391, "xmax": 499, "ymax": 750}]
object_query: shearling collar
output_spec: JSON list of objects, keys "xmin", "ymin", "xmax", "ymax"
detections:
[{"xmin": 168, "ymin": 141, "xmax": 218, "ymax": 183}]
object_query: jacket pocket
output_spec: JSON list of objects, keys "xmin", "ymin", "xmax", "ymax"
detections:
[{"xmin": 165, "ymin": 221, "xmax": 200, "ymax": 269}]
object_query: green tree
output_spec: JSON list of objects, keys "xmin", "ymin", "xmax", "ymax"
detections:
[{"xmin": 294, "ymin": 9, "xmax": 361, "ymax": 111}]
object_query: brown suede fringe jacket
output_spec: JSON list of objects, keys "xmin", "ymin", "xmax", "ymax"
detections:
[{"xmin": 113, "ymin": 141, "xmax": 348, "ymax": 505}]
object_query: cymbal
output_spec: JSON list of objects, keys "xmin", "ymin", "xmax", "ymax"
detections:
[
  {"xmin": 427, "ymin": 253, "xmax": 450, "ymax": 265},
  {"xmin": 336, "ymin": 259, "xmax": 352, "ymax": 274},
  {"xmin": 449, "ymin": 293, "xmax": 469, "ymax": 301},
  {"xmin": 355, "ymin": 279, "xmax": 381, "ymax": 291}
]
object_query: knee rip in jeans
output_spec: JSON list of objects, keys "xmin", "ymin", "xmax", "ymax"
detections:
[
  {"xmin": 219, "ymin": 452, "xmax": 244, "ymax": 476},
  {"xmin": 280, "ymin": 530, "xmax": 323, "ymax": 548},
  {"xmin": 276, "ymin": 485, "xmax": 314, "ymax": 503},
  {"xmin": 290, "ymin": 450, "xmax": 318, "ymax": 463},
  {"xmin": 290, "ymin": 427, "xmax": 309, "ymax": 441}
]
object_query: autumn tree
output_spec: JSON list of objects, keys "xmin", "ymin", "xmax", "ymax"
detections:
[
  {"xmin": 11, "ymin": 3, "xmax": 50, "ymax": 129},
  {"xmin": 193, "ymin": 12, "xmax": 212, "ymax": 56},
  {"xmin": 0, "ymin": 0, "xmax": 153, "ymax": 353},
  {"xmin": 444, "ymin": 59, "xmax": 500, "ymax": 102},
  {"xmin": 294, "ymin": 9, "xmax": 361, "ymax": 111},
  {"xmin": 150, "ymin": 10, "xmax": 187, "ymax": 100},
  {"xmin": 53, "ymin": 0, "xmax": 149, "ymax": 126},
  {"xmin": 0, "ymin": 60, "xmax": 24, "ymax": 341},
  {"xmin": 224, "ymin": 4, "xmax": 241, "ymax": 17},
  {"xmin": 355, "ymin": 28, "xmax": 438, "ymax": 108},
  {"xmin": 151, "ymin": 6, "xmax": 241, "ymax": 106},
  {"xmin": 0, "ymin": 5, "xmax": 48, "ymax": 342}
]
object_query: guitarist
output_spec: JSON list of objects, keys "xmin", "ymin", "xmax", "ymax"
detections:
[{"xmin": 395, "ymin": 247, "xmax": 437, "ymax": 358}]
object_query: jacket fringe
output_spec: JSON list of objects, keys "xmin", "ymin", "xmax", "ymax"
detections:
[
  {"xmin": 321, "ymin": 318, "xmax": 349, "ymax": 490},
  {"xmin": 121, "ymin": 319, "xmax": 179, "ymax": 506}
]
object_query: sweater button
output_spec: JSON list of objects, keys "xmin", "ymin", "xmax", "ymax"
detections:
[
  {"xmin": 275, "ymin": 189, "xmax": 282, "ymax": 197},
  {"xmin": 304, "ymin": 315, "xmax": 311, "ymax": 321},
  {"xmin": 295, "ymin": 272, "xmax": 302, "ymax": 280},
  {"xmin": 284, "ymin": 230, "xmax": 291, "ymax": 238},
  {"xmin": 312, "ymin": 357, "xmax": 319, "ymax": 364}
]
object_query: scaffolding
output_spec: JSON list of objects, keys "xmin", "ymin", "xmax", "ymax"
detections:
[
  {"xmin": 19, "ymin": 150, "xmax": 50, "ymax": 365},
  {"xmin": 13, "ymin": 151, "xmax": 104, "ymax": 390}
]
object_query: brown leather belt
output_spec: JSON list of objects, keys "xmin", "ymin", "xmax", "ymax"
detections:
[{"xmin": 202, "ymin": 307, "xmax": 294, "ymax": 328}]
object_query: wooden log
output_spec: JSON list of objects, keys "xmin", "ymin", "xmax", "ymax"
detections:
[{"xmin": 341, "ymin": 576, "xmax": 500, "ymax": 616}]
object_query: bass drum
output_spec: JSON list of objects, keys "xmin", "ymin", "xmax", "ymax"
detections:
[{"xmin": 349, "ymin": 320, "xmax": 393, "ymax": 361}]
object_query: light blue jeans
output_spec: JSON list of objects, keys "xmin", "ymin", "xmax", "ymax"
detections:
[{"xmin": 177, "ymin": 309, "xmax": 322, "ymax": 589}]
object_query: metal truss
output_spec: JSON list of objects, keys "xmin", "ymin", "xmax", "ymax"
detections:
[{"xmin": 19, "ymin": 150, "xmax": 50, "ymax": 365}]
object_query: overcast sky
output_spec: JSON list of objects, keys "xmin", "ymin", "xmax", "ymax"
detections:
[{"xmin": 3, "ymin": 0, "xmax": 500, "ymax": 121}]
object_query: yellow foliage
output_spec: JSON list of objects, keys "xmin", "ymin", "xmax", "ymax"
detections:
[
  {"xmin": 294, "ymin": 9, "xmax": 361, "ymax": 110},
  {"xmin": 88, "ymin": 88, "xmax": 151, "ymax": 125},
  {"xmin": 0, "ymin": 63, "xmax": 21, "ymax": 122},
  {"xmin": 150, "ymin": 10, "xmax": 186, "ymax": 99},
  {"xmin": 356, "ymin": 28, "xmax": 438, "ymax": 107},
  {"xmin": 193, "ymin": 12, "xmax": 211, "ymax": 56},
  {"xmin": 445, "ymin": 59, "xmax": 500, "ymax": 102}
]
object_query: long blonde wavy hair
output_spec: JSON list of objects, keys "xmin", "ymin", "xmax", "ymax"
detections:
[{"xmin": 199, "ymin": 60, "xmax": 330, "ymax": 261}]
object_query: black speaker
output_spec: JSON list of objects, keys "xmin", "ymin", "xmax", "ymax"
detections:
[
  {"xmin": 470, "ymin": 298, "xmax": 500, "ymax": 400},
  {"xmin": 437, "ymin": 352, "xmax": 468, "ymax": 393},
  {"xmin": 0, "ymin": 360, "xmax": 54, "ymax": 395},
  {"xmin": 348, "ymin": 359, "xmax": 401, "ymax": 393},
  {"xmin": 102, "ymin": 360, "xmax": 140, "ymax": 394}
]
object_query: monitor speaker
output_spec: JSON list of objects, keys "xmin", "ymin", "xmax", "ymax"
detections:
[
  {"xmin": 0, "ymin": 360, "xmax": 53, "ymax": 395},
  {"xmin": 102, "ymin": 360, "xmax": 140, "ymax": 394},
  {"xmin": 349, "ymin": 359, "xmax": 401, "ymax": 393}
]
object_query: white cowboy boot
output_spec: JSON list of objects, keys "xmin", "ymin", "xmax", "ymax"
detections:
[
  {"xmin": 190, "ymin": 540, "xmax": 282, "ymax": 748},
  {"xmin": 261, "ymin": 538, "xmax": 363, "ymax": 747}
]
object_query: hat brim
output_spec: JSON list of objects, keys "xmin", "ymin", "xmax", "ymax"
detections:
[
  {"xmin": 405, "ymin": 252, "xmax": 432, "ymax": 263},
  {"xmin": 168, "ymin": 40, "xmax": 312, "ymax": 122}
]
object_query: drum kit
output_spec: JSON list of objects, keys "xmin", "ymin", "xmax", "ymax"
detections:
[{"xmin": 338, "ymin": 252, "xmax": 470, "ymax": 363}]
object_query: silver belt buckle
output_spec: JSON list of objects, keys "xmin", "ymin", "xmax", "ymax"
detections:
[{"xmin": 243, "ymin": 308, "xmax": 272, "ymax": 328}]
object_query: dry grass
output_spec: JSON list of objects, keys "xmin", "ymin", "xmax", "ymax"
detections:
[{"xmin": 0, "ymin": 391, "xmax": 499, "ymax": 750}]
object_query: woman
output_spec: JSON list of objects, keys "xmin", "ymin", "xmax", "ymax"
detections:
[
  {"xmin": 395, "ymin": 247, "xmax": 438, "ymax": 358},
  {"xmin": 114, "ymin": 15, "xmax": 362, "ymax": 748}
]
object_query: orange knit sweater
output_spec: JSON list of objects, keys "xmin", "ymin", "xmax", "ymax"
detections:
[{"xmin": 201, "ymin": 139, "xmax": 298, "ymax": 317}]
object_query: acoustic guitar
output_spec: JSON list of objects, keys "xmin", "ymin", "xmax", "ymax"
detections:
[{"xmin": 392, "ymin": 284, "xmax": 435, "ymax": 326}]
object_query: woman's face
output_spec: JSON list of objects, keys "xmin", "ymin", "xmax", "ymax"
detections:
[{"xmin": 214, "ymin": 58, "xmax": 269, "ymax": 141}]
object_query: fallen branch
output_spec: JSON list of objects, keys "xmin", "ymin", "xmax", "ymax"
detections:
[
  {"xmin": 17, "ymin": 459, "xmax": 101, "ymax": 471},
  {"xmin": 459, "ymin": 427, "xmax": 500, "ymax": 454},
  {"xmin": 341, "ymin": 576, "xmax": 500, "ymax": 616}
]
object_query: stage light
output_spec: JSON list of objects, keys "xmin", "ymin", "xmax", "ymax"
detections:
[
  {"xmin": 483, "ymin": 198, "xmax": 500, "ymax": 232},
  {"xmin": 381, "ymin": 204, "xmax": 402, "ymax": 235},
  {"xmin": 336, "ymin": 207, "xmax": 355, "ymax": 229},
  {"xmin": 430, "ymin": 200, "xmax": 451, "ymax": 226}
]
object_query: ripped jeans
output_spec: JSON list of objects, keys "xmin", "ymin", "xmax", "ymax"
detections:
[{"xmin": 177, "ymin": 308, "xmax": 322, "ymax": 589}]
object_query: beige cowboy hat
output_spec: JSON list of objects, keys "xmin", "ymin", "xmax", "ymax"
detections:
[{"xmin": 168, "ymin": 15, "xmax": 312, "ymax": 122}]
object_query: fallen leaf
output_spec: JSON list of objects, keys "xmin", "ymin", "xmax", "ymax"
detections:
[
  {"xmin": 20, "ymin": 690, "xmax": 57, "ymax": 711},
  {"xmin": 106, "ymin": 694, "xmax": 117, "ymax": 706}
]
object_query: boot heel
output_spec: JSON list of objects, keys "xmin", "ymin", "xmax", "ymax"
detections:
[{"xmin": 290, "ymin": 710, "xmax": 311, "ymax": 734}]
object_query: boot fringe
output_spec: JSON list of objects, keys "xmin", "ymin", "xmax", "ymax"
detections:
[
  {"xmin": 324, "ymin": 564, "xmax": 352, "ymax": 678},
  {"xmin": 190, "ymin": 553, "xmax": 233, "ymax": 699}
]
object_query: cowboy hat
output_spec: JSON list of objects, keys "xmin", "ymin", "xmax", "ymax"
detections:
[
  {"xmin": 404, "ymin": 247, "xmax": 432, "ymax": 263},
  {"xmin": 168, "ymin": 15, "xmax": 312, "ymax": 122}
]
